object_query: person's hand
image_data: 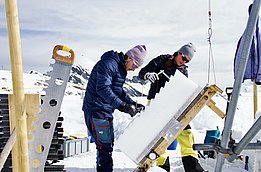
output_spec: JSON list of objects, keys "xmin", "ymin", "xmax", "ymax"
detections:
[
  {"xmin": 118, "ymin": 102, "xmax": 138, "ymax": 117},
  {"xmin": 144, "ymin": 72, "xmax": 159, "ymax": 83},
  {"xmin": 135, "ymin": 103, "xmax": 145, "ymax": 112}
]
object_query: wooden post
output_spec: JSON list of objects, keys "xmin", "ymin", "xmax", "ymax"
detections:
[
  {"xmin": 8, "ymin": 95, "xmax": 18, "ymax": 172},
  {"xmin": 9, "ymin": 94, "xmax": 40, "ymax": 172},
  {"xmin": 4, "ymin": 0, "xmax": 29, "ymax": 171},
  {"xmin": 0, "ymin": 128, "xmax": 16, "ymax": 171},
  {"xmin": 207, "ymin": 99, "xmax": 225, "ymax": 119},
  {"xmin": 253, "ymin": 82, "xmax": 258, "ymax": 119},
  {"xmin": 25, "ymin": 94, "xmax": 40, "ymax": 138}
]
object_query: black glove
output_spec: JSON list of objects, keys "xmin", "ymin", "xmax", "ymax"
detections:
[
  {"xmin": 135, "ymin": 103, "xmax": 145, "ymax": 112},
  {"xmin": 118, "ymin": 102, "xmax": 137, "ymax": 117}
]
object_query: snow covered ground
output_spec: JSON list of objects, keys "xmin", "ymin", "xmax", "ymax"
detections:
[
  {"xmin": 1, "ymin": 59, "xmax": 261, "ymax": 171},
  {"xmin": 2, "ymin": 69, "xmax": 260, "ymax": 171},
  {"xmin": 1, "ymin": 0, "xmax": 261, "ymax": 171},
  {"xmin": 57, "ymin": 80, "xmax": 261, "ymax": 172},
  {"xmin": 58, "ymin": 88, "xmax": 261, "ymax": 172}
]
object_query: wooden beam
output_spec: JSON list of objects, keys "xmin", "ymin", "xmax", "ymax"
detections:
[
  {"xmin": 136, "ymin": 85, "xmax": 222, "ymax": 171},
  {"xmin": 0, "ymin": 128, "xmax": 16, "ymax": 171},
  {"xmin": 5, "ymin": 0, "xmax": 29, "ymax": 171},
  {"xmin": 207, "ymin": 99, "xmax": 225, "ymax": 119},
  {"xmin": 25, "ymin": 94, "xmax": 40, "ymax": 137},
  {"xmin": 8, "ymin": 94, "xmax": 40, "ymax": 171},
  {"xmin": 8, "ymin": 95, "xmax": 18, "ymax": 172}
]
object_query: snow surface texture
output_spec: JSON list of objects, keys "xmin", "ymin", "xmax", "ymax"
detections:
[
  {"xmin": 1, "ymin": 70, "xmax": 261, "ymax": 171},
  {"xmin": 116, "ymin": 71, "xmax": 201, "ymax": 163},
  {"xmin": 1, "ymin": 0, "xmax": 261, "ymax": 170},
  {"xmin": 60, "ymin": 80, "xmax": 261, "ymax": 172}
]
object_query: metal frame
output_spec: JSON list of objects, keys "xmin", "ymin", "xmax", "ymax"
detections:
[{"xmin": 214, "ymin": 1, "xmax": 261, "ymax": 171}]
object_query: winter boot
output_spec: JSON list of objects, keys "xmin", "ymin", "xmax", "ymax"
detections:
[{"xmin": 158, "ymin": 157, "xmax": 170, "ymax": 172}]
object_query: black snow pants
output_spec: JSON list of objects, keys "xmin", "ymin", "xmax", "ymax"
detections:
[{"xmin": 182, "ymin": 155, "xmax": 206, "ymax": 172}]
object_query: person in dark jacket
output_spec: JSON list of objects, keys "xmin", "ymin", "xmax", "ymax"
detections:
[
  {"xmin": 139, "ymin": 43, "xmax": 195, "ymax": 102},
  {"xmin": 82, "ymin": 45, "xmax": 147, "ymax": 172},
  {"xmin": 139, "ymin": 43, "xmax": 206, "ymax": 172}
]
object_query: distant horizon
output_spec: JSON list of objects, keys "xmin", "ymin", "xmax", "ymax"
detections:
[{"xmin": 0, "ymin": 62, "xmax": 247, "ymax": 91}]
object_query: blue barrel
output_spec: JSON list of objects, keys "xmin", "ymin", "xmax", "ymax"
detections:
[
  {"xmin": 203, "ymin": 127, "xmax": 220, "ymax": 157},
  {"xmin": 167, "ymin": 139, "xmax": 178, "ymax": 150}
]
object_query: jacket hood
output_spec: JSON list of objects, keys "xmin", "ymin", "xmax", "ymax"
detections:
[
  {"xmin": 100, "ymin": 50, "xmax": 122, "ymax": 63},
  {"xmin": 101, "ymin": 50, "xmax": 125, "ymax": 72}
]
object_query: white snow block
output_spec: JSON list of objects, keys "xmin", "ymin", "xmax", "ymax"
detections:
[{"xmin": 116, "ymin": 71, "xmax": 202, "ymax": 164}]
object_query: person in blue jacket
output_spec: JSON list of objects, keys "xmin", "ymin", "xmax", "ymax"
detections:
[{"xmin": 82, "ymin": 45, "xmax": 147, "ymax": 172}]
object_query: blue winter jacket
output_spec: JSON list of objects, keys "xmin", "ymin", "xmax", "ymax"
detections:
[
  {"xmin": 234, "ymin": 13, "xmax": 261, "ymax": 84},
  {"xmin": 82, "ymin": 50, "xmax": 135, "ymax": 120}
]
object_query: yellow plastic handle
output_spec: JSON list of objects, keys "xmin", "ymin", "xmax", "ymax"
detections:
[{"xmin": 52, "ymin": 45, "xmax": 75, "ymax": 64}]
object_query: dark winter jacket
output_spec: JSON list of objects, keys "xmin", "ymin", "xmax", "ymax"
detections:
[
  {"xmin": 82, "ymin": 51, "xmax": 135, "ymax": 120},
  {"xmin": 138, "ymin": 54, "xmax": 188, "ymax": 100}
]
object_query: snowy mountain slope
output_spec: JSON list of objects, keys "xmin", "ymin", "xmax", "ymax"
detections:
[
  {"xmin": 0, "ymin": 70, "xmax": 44, "ymax": 94},
  {"xmin": 69, "ymin": 65, "xmax": 147, "ymax": 97},
  {"xmin": 0, "ymin": 64, "xmax": 146, "ymax": 95}
]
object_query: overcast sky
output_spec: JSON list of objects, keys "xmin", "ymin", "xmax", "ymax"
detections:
[{"xmin": 0, "ymin": 0, "xmax": 253, "ymax": 88}]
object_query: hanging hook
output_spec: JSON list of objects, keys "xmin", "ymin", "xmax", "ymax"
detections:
[
  {"xmin": 207, "ymin": 0, "xmax": 216, "ymax": 85},
  {"xmin": 207, "ymin": 0, "xmax": 213, "ymax": 43}
]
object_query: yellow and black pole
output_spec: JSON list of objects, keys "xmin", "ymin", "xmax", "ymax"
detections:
[{"xmin": 5, "ymin": 0, "xmax": 29, "ymax": 171}]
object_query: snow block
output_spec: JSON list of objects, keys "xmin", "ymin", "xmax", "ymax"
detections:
[{"xmin": 116, "ymin": 71, "xmax": 201, "ymax": 164}]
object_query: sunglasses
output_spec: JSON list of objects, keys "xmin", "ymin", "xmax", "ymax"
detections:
[{"xmin": 181, "ymin": 54, "xmax": 190, "ymax": 63}]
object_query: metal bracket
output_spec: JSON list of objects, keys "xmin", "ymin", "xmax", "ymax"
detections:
[{"xmin": 193, "ymin": 141, "xmax": 261, "ymax": 155}]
